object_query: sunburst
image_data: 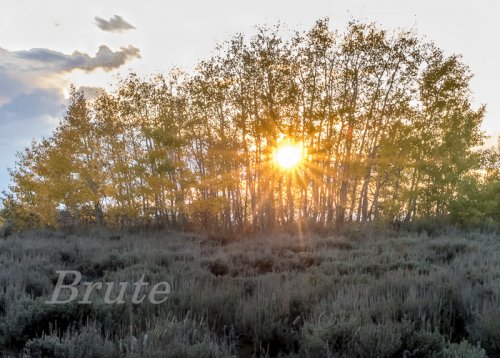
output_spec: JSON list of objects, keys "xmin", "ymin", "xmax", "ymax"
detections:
[{"xmin": 274, "ymin": 142, "xmax": 303, "ymax": 170}]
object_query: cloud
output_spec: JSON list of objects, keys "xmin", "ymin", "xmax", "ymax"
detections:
[
  {"xmin": 0, "ymin": 70, "xmax": 27, "ymax": 104},
  {"xmin": 95, "ymin": 15, "xmax": 136, "ymax": 33},
  {"xmin": 0, "ymin": 87, "xmax": 65, "ymax": 191},
  {"xmin": 0, "ymin": 45, "xmax": 141, "ymax": 74},
  {"xmin": 0, "ymin": 43, "xmax": 140, "ymax": 191},
  {"xmin": 0, "ymin": 44, "xmax": 140, "ymax": 124},
  {"xmin": 0, "ymin": 88, "xmax": 64, "ymax": 125}
]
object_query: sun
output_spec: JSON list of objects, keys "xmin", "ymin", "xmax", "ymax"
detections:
[{"xmin": 274, "ymin": 142, "xmax": 303, "ymax": 170}]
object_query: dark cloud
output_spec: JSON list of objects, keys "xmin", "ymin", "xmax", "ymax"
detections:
[
  {"xmin": 1, "ymin": 45, "xmax": 141, "ymax": 73},
  {"xmin": 95, "ymin": 15, "xmax": 136, "ymax": 33}
]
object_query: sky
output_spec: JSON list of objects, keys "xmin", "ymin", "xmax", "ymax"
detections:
[{"xmin": 0, "ymin": 0, "xmax": 499, "ymax": 192}]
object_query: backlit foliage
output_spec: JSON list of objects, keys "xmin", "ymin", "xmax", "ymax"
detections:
[{"xmin": 4, "ymin": 19, "xmax": 495, "ymax": 232}]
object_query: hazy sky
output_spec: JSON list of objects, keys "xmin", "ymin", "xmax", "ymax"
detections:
[{"xmin": 0, "ymin": 0, "xmax": 499, "ymax": 192}]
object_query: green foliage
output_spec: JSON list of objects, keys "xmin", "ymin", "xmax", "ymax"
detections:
[
  {"xmin": 1, "ymin": 192, "xmax": 34, "ymax": 234},
  {"xmin": 449, "ymin": 143, "xmax": 500, "ymax": 229}
]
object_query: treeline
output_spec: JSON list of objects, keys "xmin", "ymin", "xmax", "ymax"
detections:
[{"xmin": 2, "ymin": 19, "xmax": 499, "ymax": 233}]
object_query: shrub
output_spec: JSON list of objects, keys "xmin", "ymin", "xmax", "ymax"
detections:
[
  {"xmin": 24, "ymin": 274, "xmax": 52, "ymax": 298},
  {"xmin": 142, "ymin": 314, "xmax": 235, "ymax": 357},
  {"xmin": 1, "ymin": 230, "xmax": 500, "ymax": 356},
  {"xmin": 24, "ymin": 325, "xmax": 118, "ymax": 358},
  {"xmin": 468, "ymin": 306, "xmax": 500, "ymax": 355},
  {"xmin": 404, "ymin": 330, "xmax": 445, "ymax": 355},
  {"xmin": 24, "ymin": 336, "xmax": 68, "ymax": 358},
  {"xmin": 443, "ymin": 340, "xmax": 486, "ymax": 358},
  {"xmin": 348, "ymin": 322, "xmax": 408, "ymax": 357},
  {"xmin": 427, "ymin": 240, "xmax": 474, "ymax": 263},
  {"xmin": 0, "ymin": 297, "xmax": 91, "ymax": 350},
  {"xmin": 254, "ymin": 256, "xmax": 275, "ymax": 274},
  {"xmin": 0, "ymin": 296, "xmax": 131, "ymax": 351},
  {"xmin": 206, "ymin": 259, "xmax": 229, "ymax": 277}
]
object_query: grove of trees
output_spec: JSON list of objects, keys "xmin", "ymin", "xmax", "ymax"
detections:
[{"xmin": 2, "ymin": 19, "xmax": 499, "ymax": 233}]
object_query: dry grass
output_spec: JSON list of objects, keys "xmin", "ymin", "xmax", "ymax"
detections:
[{"xmin": 0, "ymin": 228, "xmax": 498, "ymax": 357}]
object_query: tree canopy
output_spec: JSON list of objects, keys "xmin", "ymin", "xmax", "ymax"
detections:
[{"xmin": 3, "ymin": 19, "xmax": 497, "ymax": 233}]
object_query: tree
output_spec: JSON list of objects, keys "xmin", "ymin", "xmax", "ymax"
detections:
[
  {"xmin": 6, "ymin": 19, "xmax": 491, "ymax": 233},
  {"xmin": 450, "ymin": 138, "xmax": 500, "ymax": 228}
]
